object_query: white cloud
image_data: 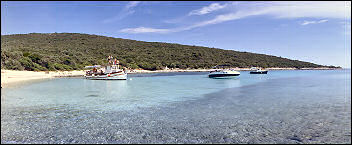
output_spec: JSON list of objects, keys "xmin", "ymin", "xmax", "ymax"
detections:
[
  {"xmin": 301, "ymin": 19, "xmax": 329, "ymax": 25},
  {"xmin": 120, "ymin": 27, "xmax": 172, "ymax": 34},
  {"xmin": 319, "ymin": 19, "xmax": 329, "ymax": 23},
  {"xmin": 179, "ymin": 10, "xmax": 263, "ymax": 31},
  {"xmin": 121, "ymin": 1, "xmax": 351, "ymax": 34},
  {"xmin": 121, "ymin": 9, "xmax": 265, "ymax": 34},
  {"xmin": 259, "ymin": 1, "xmax": 350, "ymax": 19},
  {"xmin": 301, "ymin": 21, "xmax": 316, "ymax": 25},
  {"xmin": 103, "ymin": 1, "xmax": 141, "ymax": 23},
  {"xmin": 125, "ymin": 1, "xmax": 140, "ymax": 9},
  {"xmin": 188, "ymin": 3, "xmax": 227, "ymax": 16}
]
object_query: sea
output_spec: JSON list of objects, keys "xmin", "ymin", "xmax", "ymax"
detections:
[{"xmin": 1, "ymin": 69, "xmax": 351, "ymax": 143}]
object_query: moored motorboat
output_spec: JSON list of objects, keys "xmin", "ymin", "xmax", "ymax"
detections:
[
  {"xmin": 208, "ymin": 69, "xmax": 240, "ymax": 78},
  {"xmin": 208, "ymin": 65, "xmax": 240, "ymax": 78},
  {"xmin": 249, "ymin": 67, "xmax": 268, "ymax": 74}
]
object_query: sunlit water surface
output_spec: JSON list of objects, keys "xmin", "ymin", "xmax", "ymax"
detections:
[{"xmin": 1, "ymin": 70, "xmax": 351, "ymax": 143}]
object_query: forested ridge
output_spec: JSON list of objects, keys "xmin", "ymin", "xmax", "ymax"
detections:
[{"xmin": 1, "ymin": 33, "xmax": 339, "ymax": 71}]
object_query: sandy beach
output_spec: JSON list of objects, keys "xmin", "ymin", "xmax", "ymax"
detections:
[
  {"xmin": 1, "ymin": 67, "xmax": 339, "ymax": 87},
  {"xmin": 1, "ymin": 70, "xmax": 85, "ymax": 88}
]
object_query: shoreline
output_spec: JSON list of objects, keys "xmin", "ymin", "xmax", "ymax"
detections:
[
  {"xmin": 128, "ymin": 67, "xmax": 342, "ymax": 73},
  {"xmin": 1, "ymin": 67, "xmax": 344, "ymax": 87}
]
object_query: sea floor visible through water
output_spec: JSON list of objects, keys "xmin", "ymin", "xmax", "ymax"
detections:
[{"xmin": 1, "ymin": 70, "xmax": 351, "ymax": 143}]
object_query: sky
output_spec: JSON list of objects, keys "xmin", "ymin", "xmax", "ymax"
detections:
[{"xmin": 1, "ymin": 1, "xmax": 351, "ymax": 68}]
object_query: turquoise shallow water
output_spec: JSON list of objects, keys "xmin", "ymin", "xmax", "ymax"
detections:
[
  {"xmin": 2, "ymin": 70, "xmax": 347, "ymax": 111},
  {"xmin": 1, "ymin": 69, "xmax": 351, "ymax": 143}
]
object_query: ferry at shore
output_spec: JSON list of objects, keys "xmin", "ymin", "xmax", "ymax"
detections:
[
  {"xmin": 84, "ymin": 56, "xmax": 127, "ymax": 80},
  {"xmin": 250, "ymin": 67, "xmax": 268, "ymax": 74},
  {"xmin": 208, "ymin": 65, "xmax": 240, "ymax": 78}
]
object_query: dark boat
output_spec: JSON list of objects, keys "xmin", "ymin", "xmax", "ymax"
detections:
[{"xmin": 250, "ymin": 71, "xmax": 268, "ymax": 74}]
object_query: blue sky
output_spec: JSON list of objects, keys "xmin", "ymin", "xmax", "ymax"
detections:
[{"xmin": 1, "ymin": 1, "xmax": 351, "ymax": 68}]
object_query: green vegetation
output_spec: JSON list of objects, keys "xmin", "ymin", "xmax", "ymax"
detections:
[{"xmin": 1, "ymin": 33, "xmax": 339, "ymax": 71}]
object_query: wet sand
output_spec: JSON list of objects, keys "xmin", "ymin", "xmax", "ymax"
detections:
[{"xmin": 1, "ymin": 70, "xmax": 85, "ymax": 88}]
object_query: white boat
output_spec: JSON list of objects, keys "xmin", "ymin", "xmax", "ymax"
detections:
[
  {"xmin": 208, "ymin": 69, "xmax": 240, "ymax": 78},
  {"xmin": 250, "ymin": 67, "xmax": 268, "ymax": 74},
  {"xmin": 85, "ymin": 65, "xmax": 127, "ymax": 80}
]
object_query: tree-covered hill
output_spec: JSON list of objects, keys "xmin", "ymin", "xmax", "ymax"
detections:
[{"xmin": 1, "ymin": 33, "xmax": 338, "ymax": 71}]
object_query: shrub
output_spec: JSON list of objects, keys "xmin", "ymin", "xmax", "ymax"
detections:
[
  {"xmin": 19, "ymin": 57, "xmax": 35, "ymax": 71},
  {"xmin": 28, "ymin": 53, "xmax": 42, "ymax": 63}
]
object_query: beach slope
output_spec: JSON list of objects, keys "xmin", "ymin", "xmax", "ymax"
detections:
[{"xmin": 1, "ymin": 70, "xmax": 85, "ymax": 87}]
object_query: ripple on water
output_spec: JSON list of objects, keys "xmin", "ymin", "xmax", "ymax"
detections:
[{"xmin": 1, "ymin": 70, "xmax": 351, "ymax": 143}]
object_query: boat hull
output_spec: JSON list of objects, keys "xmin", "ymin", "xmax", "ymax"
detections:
[
  {"xmin": 208, "ymin": 73, "xmax": 240, "ymax": 78},
  {"xmin": 85, "ymin": 73, "xmax": 127, "ymax": 80},
  {"xmin": 250, "ymin": 71, "xmax": 268, "ymax": 74}
]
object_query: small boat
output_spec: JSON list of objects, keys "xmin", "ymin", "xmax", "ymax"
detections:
[
  {"xmin": 208, "ymin": 69, "xmax": 240, "ymax": 78},
  {"xmin": 208, "ymin": 65, "xmax": 240, "ymax": 78},
  {"xmin": 250, "ymin": 67, "xmax": 268, "ymax": 74},
  {"xmin": 85, "ymin": 56, "xmax": 127, "ymax": 80},
  {"xmin": 85, "ymin": 65, "xmax": 127, "ymax": 80}
]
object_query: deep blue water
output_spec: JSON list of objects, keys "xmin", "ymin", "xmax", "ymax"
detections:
[{"xmin": 1, "ymin": 69, "xmax": 351, "ymax": 143}]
